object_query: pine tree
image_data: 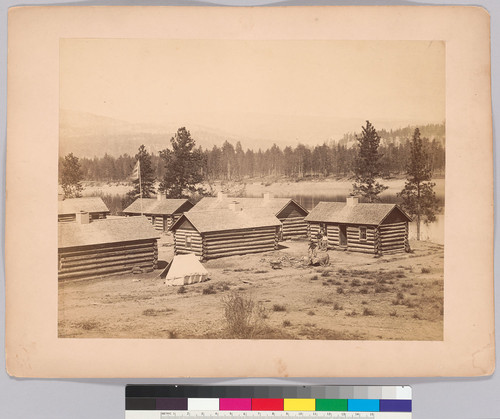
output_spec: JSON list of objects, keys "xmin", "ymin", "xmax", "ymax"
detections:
[
  {"xmin": 398, "ymin": 128, "xmax": 440, "ymax": 240},
  {"xmin": 60, "ymin": 153, "xmax": 84, "ymax": 198},
  {"xmin": 352, "ymin": 120, "xmax": 388, "ymax": 202},
  {"xmin": 159, "ymin": 127, "xmax": 206, "ymax": 198},
  {"xmin": 126, "ymin": 145, "xmax": 156, "ymax": 202}
]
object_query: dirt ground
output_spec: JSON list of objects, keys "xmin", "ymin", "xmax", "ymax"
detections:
[{"xmin": 58, "ymin": 233, "xmax": 444, "ymax": 341}]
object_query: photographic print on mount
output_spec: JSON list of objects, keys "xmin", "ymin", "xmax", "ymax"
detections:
[{"xmin": 58, "ymin": 39, "xmax": 445, "ymax": 341}]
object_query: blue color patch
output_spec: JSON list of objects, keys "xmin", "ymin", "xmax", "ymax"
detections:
[
  {"xmin": 380, "ymin": 399, "xmax": 412, "ymax": 412},
  {"xmin": 348, "ymin": 399, "xmax": 380, "ymax": 412}
]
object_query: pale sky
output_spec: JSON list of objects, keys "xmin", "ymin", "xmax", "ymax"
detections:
[{"xmin": 60, "ymin": 39, "xmax": 445, "ymax": 143}]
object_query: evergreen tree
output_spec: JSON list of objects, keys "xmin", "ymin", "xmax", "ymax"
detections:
[
  {"xmin": 60, "ymin": 153, "xmax": 84, "ymax": 198},
  {"xmin": 352, "ymin": 120, "xmax": 388, "ymax": 202},
  {"xmin": 398, "ymin": 128, "xmax": 440, "ymax": 240},
  {"xmin": 159, "ymin": 127, "xmax": 206, "ymax": 198},
  {"xmin": 126, "ymin": 145, "xmax": 156, "ymax": 202}
]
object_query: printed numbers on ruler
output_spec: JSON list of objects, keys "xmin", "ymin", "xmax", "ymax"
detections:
[{"xmin": 160, "ymin": 412, "xmax": 377, "ymax": 418}]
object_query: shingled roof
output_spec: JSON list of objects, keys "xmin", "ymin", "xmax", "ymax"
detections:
[
  {"xmin": 191, "ymin": 196, "xmax": 308, "ymax": 216},
  {"xmin": 170, "ymin": 208, "xmax": 282, "ymax": 234},
  {"xmin": 123, "ymin": 198, "xmax": 193, "ymax": 215},
  {"xmin": 58, "ymin": 216, "xmax": 160, "ymax": 249},
  {"xmin": 58, "ymin": 197, "xmax": 110, "ymax": 215},
  {"xmin": 305, "ymin": 201, "xmax": 411, "ymax": 226}
]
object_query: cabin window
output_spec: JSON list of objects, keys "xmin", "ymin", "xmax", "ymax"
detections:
[
  {"xmin": 359, "ymin": 226, "xmax": 367, "ymax": 241},
  {"xmin": 186, "ymin": 234, "xmax": 192, "ymax": 250}
]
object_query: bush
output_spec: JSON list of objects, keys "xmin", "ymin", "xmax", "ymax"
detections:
[
  {"xmin": 333, "ymin": 303, "xmax": 343, "ymax": 311},
  {"xmin": 337, "ymin": 287, "xmax": 345, "ymax": 294},
  {"xmin": 307, "ymin": 310, "xmax": 315, "ymax": 316},
  {"xmin": 310, "ymin": 275, "xmax": 319, "ymax": 281},
  {"xmin": 282, "ymin": 320, "xmax": 291, "ymax": 327},
  {"xmin": 351, "ymin": 279, "xmax": 361, "ymax": 287},
  {"xmin": 222, "ymin": 292, "xmax": 267, "ymax": 338},
  {"xmin": 202, "ymin": 285, "xmax": 216, "ymax": 295},
  {"xmin": 421, "ymin": 267, "xmax": 431, "ymax": 274},
  {"xmin": 389, "ymin": 310, "xmax": 398, "ymax": 317},
  {"xmin": 272, "ymin": 304, "xmax": 286, "ymax": 312},
  {"xmin": 177, "ymin": 286, "xmax": 186, "ymax": 294},
  {"xmin": 362, "ymin": 308, "xmax": 375, "ymax": 316}
]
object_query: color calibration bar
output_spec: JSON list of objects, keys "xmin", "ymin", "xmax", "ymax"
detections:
[{"xmin": 126, "ymin": 386, "xmax": 411, "ymax": 419}]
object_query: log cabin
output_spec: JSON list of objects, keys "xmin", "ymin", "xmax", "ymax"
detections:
[
  {"xmin": 170, "ymin": 205, "xmax": 282, "ymax": 260},
  {"xmin": 191, "ymin": 193, "xmax": 309, "ymax": 240},
  {"xmin": 305, "ymin": 196, "xmax": 412, "ymax": 255},
  {"xmin": 58, "ymin": 197, "xmax": 110, "ymax": 222},
  {"xmin": 58, "ymin": 214, "xmax": 160, "ymax": 281},
  {"xmin": 122, "ymin": 196, "xmax": 194, "ymax": 232}
]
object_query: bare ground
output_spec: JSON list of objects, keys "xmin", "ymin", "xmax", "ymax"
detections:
[{"xmin": 58, "ymin": 236, "xmax": 443, "ymax": 340}]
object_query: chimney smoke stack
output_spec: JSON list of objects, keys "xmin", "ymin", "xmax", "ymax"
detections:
[{"xmin": 346, "ymin": 196, "xmax": 359, "ymax": 206}]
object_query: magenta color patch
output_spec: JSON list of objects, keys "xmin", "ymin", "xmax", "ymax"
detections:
[{"xmin": 219, "ymin": 398, "xmax": 252, "ymax": 411}]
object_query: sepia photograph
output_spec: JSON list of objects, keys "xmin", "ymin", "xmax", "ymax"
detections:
[{"xmin": 57, "ymin": 39, "xmax": 445, "ymax": 341}]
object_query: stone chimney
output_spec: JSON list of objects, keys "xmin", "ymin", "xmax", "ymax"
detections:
[
  {"xmin": 228, "ymin": 200, "xmax": 242, "ymax": 211},
  {"xmin": 217, "ymin": 191, "xmax": 226, "ymax": 201},
  {"xmin": 157, "ymin": 194, "xmax": 165, "ymax": 201},
  {"xmin": 346, "ymin": 196, "xmax": 359, "ymax": 206},
  {"xmin": 76, "ymin": 211, "xmax": 90, "ymax": 224},
  {"xmin": 263, "ymin": 192, "xmax": 273, "ymax": 201}
]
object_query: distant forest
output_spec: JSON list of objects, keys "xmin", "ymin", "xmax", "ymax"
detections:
[{"xmin": 73, "ymin": 123, "xmax": 445, "ymax": 182}]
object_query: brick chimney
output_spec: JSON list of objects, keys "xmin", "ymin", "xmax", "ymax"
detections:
[
  {"xmin": 346, "ymin": 196, "xmax": 359, "ymax": 206},
  {"xmin": 157, "ymin": 194, "xmax": 165, "ymax": 201},
  {"xmin": 263, "ymin": 193, "xmax": 273, "ymax": 201},
  {"xmin": 228, "ymin": 200, "xmax": 242, "ymax": 211},
  {"xmin": 76, "ymin": 211, "xmax": 90, "ymax": 224}
]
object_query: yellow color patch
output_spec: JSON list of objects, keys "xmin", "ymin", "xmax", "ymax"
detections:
[{"xmin": 283, "ymin": 398, "xmax": 316, "ymax": 411}]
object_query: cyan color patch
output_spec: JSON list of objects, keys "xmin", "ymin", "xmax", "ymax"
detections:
[{"xmin": 348, "ymin": 399, "xmax": 380, "ymax": 412}]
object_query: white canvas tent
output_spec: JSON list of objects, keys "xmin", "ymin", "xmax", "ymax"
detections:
[{"xmin": 162, "ymin": 253, "xmax": 209, "ymax": 286}]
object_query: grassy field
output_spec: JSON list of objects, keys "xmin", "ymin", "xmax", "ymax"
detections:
[{"xmin": 58, "ymin": 236, "xmax": 444, "ymax": 341}]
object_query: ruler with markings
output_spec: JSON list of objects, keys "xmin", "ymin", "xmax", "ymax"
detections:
[{"xmin": 126, "ymin": 386, "xmax": 411, "ymax": 419}]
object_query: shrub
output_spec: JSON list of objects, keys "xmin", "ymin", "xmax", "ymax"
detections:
[
  {"xmin": 310, "ymin": 275, "xmax": 319, "ymax": 281},
  {"xmin": 333, "ymin": 303, "xmax": 343, "ymax": 310},
  {"xmin": 375, "ymin": 285, "xmax": 389, "ymax": 293},
  {"xmin": 397, "ymin": 291, "xmax": 404, "ymax": 300},
  {"xmin": 321, "ymin": 270, "xmax": 331, "ymax": 277},
  {"xmin": 272, "ymin": 304, "xmax": 286, "ymax": 312},
  {"xmin": 222, "ymin": 292, "xmax": 267, "ymax": 338},
  {"xmin": 337, "ymin": 287, "xmax": 345, "ymax": 294},
  {"xmin": 421, "ymin": 267, "xmax": 431, "ymax": 274},
  {"xmin": 389, "ymin": 310, "xmax": 398, "ymax": 317},
  {"xmin": 307, "ymin": 310, "xmax": 315, "ymax": 316},
  {"xmin": 346, "ymin": 310, "xmax": 358, "ymax": 317},
  {"xmin": 360, "ymin": 288, "xmax": 369, "ymax": 294},
  {"xmin": 363, "ymin": 308, "xmax": 375, "ymax": 316},
  {"xmin": 168, "ymin": 330, "xmax": 178, "ymax": 339},
  {"xmin": 351, "ymin": 279, "xmax": 362, "ymax": 287},
  {"xmin": 282, "ymin": 320, "xmax": 291, "ymax": 327},
  {"xmin": 177, "ymin": 286, "xmax": 187, "ymax": 294},
  {"xmin": 413, "ymin": 313, "xmax": 422, "ymax": 320},
  {"xmin": 202, "ymin": 285, "xmax": 216, "ymax": 295}
]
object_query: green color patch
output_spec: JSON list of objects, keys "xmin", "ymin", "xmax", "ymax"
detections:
[{"xmin": 315, "ymin": 399, "xmax": 348, "ymax": 411}]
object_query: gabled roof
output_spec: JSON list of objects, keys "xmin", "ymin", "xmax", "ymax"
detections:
[
  {"xmin": 122, "ymin": 198, "xmax": 193, "ymax": 215},
  {"xmin": 58, "ymin": 216, "xmax": 160, "ymax": 249},
  {"xmin": 170, "ymin": 208, "xmax": 282, "ymax": 234},
  {"xmin": 58, "ymin": 197, "xmax": 110, "ymax": 215},
  {"xmin": 191, "ymin": 196, "xmax": 308, "ymax": 216},
  {"xmin": 305, "ymin": 201, "xmax": 412, "ymax": 226}
]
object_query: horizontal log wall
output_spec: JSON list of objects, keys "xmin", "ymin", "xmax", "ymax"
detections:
[
  {"xmin": 58, "ymin": 240, "xmax": 158, "ymax": 281},
  {"xmin": 154, "ymin": 216, "xmax": 165, "ymax": 231},
  {"xmin": 280, "ymin": 216, "xmax": 308, "ymax": 239},
  {"xmin": 174, "ymin": 228, "xmax": 203, "ymax": 256},
  {"xmin": 379, "ymin": 222, "xmax": 407, "ymax": 254},
  {"xmin": 58, "ymin": 214, "xmax": 76, "ymax": 223},
  {"xmin": 327, "ymin": 225, "xmax": 339, "ymax": 249},
  {"xmin": 203, "ymin": 226, "xmax": 278, "ymax": 260}
]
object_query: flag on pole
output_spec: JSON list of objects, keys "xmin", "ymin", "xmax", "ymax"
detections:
[{"xmin": 131, "ymin": 160, "xmax": 140, "ymax": 180}]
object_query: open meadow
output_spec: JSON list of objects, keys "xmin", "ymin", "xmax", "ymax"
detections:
[{"xmin": 58, "ymin": 234, "xmax": 443, "ymax": 341}]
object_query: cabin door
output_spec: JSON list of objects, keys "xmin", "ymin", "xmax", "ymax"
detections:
[{"xmin": 339, "ymin": 225, "xmax": 347, "ymax": 246}]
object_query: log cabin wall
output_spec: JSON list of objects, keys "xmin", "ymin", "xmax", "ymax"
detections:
[
  {"xmin": 378, "ymin": 222, "xmax": 407, "ymax": 254},
  {"xmin": 58, "ymin": 239, "xmax": 158, "ymax": 281},
  {"xmin": 173, "ymin": 218, "xmax": 203, "ymax": 256},
  {"xmin": 202, "ymin": 226, "xmax": 279, "ymax": 260},
  {"xmin": 58, "ymin": 212, "xmax": 107, "ymax": 223},
  {"xmin": 346, "ymin": 225, "xmax": 377, "ymax": 254},
  {"xmin": 276, "ymin": 204, "xmax": 308, "ymax": 240},
  {"xmin": 326, "ymin": 224, "xmax": 339, "ymax": 249}
]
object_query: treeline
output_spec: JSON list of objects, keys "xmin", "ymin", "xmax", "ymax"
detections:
[{"xmin": 73, "ymin": 127, "xmax": 445, "ymax": 182}]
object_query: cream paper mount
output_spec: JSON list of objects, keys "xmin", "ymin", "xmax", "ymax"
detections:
[{"xmin": 6, "ymin": 6, "xmax": 494, "ymax": 377}]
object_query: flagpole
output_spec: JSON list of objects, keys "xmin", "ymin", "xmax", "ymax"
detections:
[{"xmin": 138, "ymin": 160, "xmax": 143, "ymax": 216}]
